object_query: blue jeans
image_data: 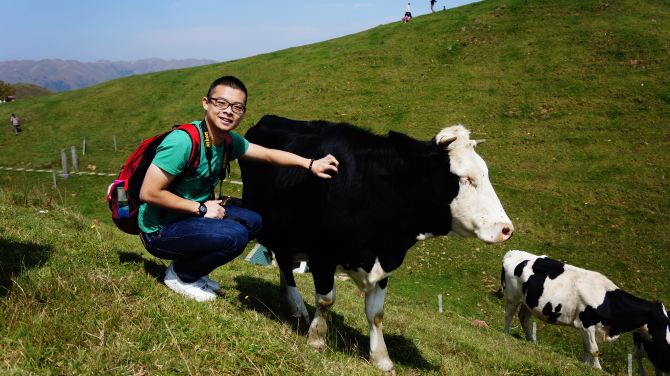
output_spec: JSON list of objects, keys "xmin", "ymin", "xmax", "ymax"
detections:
[{"xmin": 141, "ymin": 206, "xmax": 262, "ymax": 283}]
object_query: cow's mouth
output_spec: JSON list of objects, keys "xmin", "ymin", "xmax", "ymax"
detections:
[{"xmin": 477, "ymin": 222, "xmax": 514, "ymax": 243}]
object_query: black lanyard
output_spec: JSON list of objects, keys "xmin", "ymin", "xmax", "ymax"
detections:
[{"xmin": 199, "ymin": 120, "xmax": 217, "ymax": 200}]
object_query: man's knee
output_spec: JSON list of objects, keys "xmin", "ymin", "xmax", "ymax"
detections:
[
  {"xmin": 245, "ymin": 211, "xmax": 263, "ymax": 238},
  {"xmin": 227, "ymin": 207, "xmax": 263, "ymax": 237},
  {"xmin": 223, "ymin": 223, "xmax": 250, "ymax": 254}
]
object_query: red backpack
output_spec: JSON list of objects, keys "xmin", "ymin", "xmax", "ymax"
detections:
[
  {"xmin": 106, "ymin": 122, "xmax": 232, "ymax": 235},
  {"xmin": 107, "ymin": 124, "xmax": 200, "ymax": 235}
]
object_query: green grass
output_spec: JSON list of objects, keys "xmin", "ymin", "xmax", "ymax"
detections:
[
  {"xmin": 0, "ymin": 188, "xmax": 603, "ymax": 375},
  {"xmin": 0, "ymin": 0, "xmax": 669, "ymax": 374},
  {"xmin": 11, "ymin": 82, "xmax": 51, "ymax": 99}
]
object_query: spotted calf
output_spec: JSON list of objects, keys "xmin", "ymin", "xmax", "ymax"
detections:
[{"xmin": 501, "ymin": 250, "xmax": 670, "ymax": 370}]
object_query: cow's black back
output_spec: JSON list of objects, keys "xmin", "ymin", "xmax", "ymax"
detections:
[{"xmin": 240, "ymin": 115, "xmax": 459, "ymax": 273}]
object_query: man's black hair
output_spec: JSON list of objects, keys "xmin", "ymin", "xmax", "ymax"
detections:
[{"xmin": 206, "ymin": 76, "xmax": 248, "ymax": 102}]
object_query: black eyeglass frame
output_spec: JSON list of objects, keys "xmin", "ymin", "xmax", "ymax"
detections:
[{"xmin": 208, "ymin": 97, "xmax": 246, "ymax": 115}]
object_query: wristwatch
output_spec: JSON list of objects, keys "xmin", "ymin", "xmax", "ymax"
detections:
[{"xmin": 198, "ymin": 203, "xmax": 207, "ymax": 217}]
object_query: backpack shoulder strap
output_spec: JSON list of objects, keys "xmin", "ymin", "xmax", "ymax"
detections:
[
  {"xmin": 223, "ymin": 132, "xmax": 233, "ymax": 148},
  {"xmin": 221, "ymin": 132, "xmax": 233, "ymax": 180},
  {"xmin": 172, "ymin": 123, "xmax": 202, "ymax": 174}
]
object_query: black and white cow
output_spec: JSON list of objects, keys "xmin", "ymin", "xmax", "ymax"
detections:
[
  {"xmin": 240, "ymin": 115, "xmax": 514, "ymax": 373},
  {"xmin": 501, "ymin": 250, "xmax": 670, "ymax": 370}
]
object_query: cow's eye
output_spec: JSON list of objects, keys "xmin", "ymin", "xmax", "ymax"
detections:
[{"xmin": 460, "ymin": 176, "xmax": 476, "ymax": 187}]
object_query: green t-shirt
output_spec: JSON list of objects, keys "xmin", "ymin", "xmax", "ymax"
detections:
[{"xmin": 138, "ymin": 120, "xmax": 249, "ymax": 233}]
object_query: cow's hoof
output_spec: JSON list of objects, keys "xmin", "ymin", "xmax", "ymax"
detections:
[
  {"xmin": 307, "ymin": 337, "xmax": 326, "ymax": 350},
  {"xmin": 372, "ymin": 358, "xmax": 395, "ymax": 375}
]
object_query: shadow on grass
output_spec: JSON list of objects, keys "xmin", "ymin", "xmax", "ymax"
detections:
[
  {"xmin": 234, "ymin": 275, "xmax": 437, "ymax": 371},
  {"xmin": 491, "ymin": 287, "xmax": 504, "ymax": 300},
  {"xmin": 0, "ymin": 238, "xmax": 54, "ymax": 297},
  {"xmin": 118, "ymin": 251, "xmax": 166, "ymax": 282}
]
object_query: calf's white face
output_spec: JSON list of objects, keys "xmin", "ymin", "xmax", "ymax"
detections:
[{"xmin": 437, "ymin": 125, "xmax": 514, "ymax": 243}]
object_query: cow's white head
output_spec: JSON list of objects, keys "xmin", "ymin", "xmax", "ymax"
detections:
[{"xmin": 436, "ymin": 125, "xmax": 514, "ymax": 243}]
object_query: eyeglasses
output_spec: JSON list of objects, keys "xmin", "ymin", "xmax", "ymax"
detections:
[{"xmin": 208, "ymin": 97, "xmax": 246, "ymax": 115}]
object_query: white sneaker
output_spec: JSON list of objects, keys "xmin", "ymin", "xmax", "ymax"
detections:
[
  {"xmin": 164, "ymin": 262, "xmax": 217, "ymax": 302},
  {"xmin": 200, "ymin": 275, "xmax": 221, "ymax": 291}
]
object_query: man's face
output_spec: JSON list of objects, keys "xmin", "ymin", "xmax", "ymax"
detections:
[{"xmin": 202, "ymin": 85, "xmax": 247, "ymax": 133}]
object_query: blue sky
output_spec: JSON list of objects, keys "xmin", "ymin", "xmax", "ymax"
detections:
[{"xmin": 2, "ymin": 0, "xmax": 477, "ymax": 62}]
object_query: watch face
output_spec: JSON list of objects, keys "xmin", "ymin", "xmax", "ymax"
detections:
[{"xmin": 199, "ymin": 204, "xmax": 207, "ymax": 216}]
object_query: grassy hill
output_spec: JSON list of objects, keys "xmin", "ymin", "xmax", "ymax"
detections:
[
  {"xmin": 0, "ymin": 0, "xmax": 669, "ymax": 374},
  {"xmin": 11, "ymin": 82, "xmax": 51, "ymax": 99},
  {"xmin": 0, "ymin": 188, "xmax": 603, "ymax": 375}
]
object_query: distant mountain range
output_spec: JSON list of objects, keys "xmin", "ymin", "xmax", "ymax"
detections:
[{"xmin": 0, "ymin": 58, "xmax": 217, "ymax": 92}]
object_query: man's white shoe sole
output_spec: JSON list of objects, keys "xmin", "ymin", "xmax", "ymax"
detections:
[
  {"xmin": 164, "ymin": 263, "xmax": 217, "ymax": 302},
  {"xmin": 164, "ymin": 279, "xmax": 217, "ymax": 302}
]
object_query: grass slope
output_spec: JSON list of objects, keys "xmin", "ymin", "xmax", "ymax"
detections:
[
  {"xmin": 11, "ymin": 83, "xmax": 51, "ymax": 99},
  {"xmin": 0, "ymin": 0, "xmax": 668, "ymax": 374},
  {"xmin": 0, "ymin": 189, "xmax": 601, "ymax": 375}
]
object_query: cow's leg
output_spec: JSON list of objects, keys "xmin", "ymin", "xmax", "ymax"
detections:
[
  {"xmin": 365, "ymin": 277, "xmax": 395, "ymax": 374},
  {"xmin": 307, "ymin": 265, "xmax": 336, "ymax": 350},
  {"xmin": 277, "ymin": 256, "xmax": 310, "ymax": 327},
  {"xmin": 633, "ymin": 338, "xmax": 648, "ymax": 376},
  {"xmin": 518, "ymin": 304, "xmax": 535, "ymax": 341},
  {"xmin": 637, "ymin": 357, "xmax": 648, "ymax": 376},
  {"xmin": 580, "ymin": 327, "xmax": 601, "ymax": 369},
  {"xmin": 504, "ymin": 300, "xmax": 520, "ymax": 336}
]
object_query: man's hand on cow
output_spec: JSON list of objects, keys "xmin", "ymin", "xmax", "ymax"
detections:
[{"xmin": 310, "ymin": 154, "xmax": 339, "ymax": 179}]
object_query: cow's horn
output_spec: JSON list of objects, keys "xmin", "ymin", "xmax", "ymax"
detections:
[{"xmin": 438, "ymin": 135, "xmax": 457, "ymax": 146}]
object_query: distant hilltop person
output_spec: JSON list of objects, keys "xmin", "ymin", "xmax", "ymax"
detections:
[
  {"xmin": 403, "ymin": 2, "xmax": 413, "ymax": 23},
  {"xmin": 10, "ymin": 113, "xmax": 21, "ymax": 135}
]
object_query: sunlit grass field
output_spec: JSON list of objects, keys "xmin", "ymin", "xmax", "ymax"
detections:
[{"xmin": 0, "ymin": 0, "xmax": 668, "ymax": 374}]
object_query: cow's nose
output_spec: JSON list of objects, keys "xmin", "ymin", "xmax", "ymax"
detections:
[{"xmin": 501, "ymin": 225, "xmax": 514, "ymax": 241}]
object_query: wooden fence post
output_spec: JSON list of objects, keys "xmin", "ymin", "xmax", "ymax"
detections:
[
  {"xmin": 60, "ymin": 149, "xmax": 69, "ymax": 178},
  {"xmin": 82, "ymin": 137, "xmax": 87, "ymax": 155},
  {"xmin": 71, "ymin": 146, "xmax": 79, "ymax": 171},
  {"xmin": 113, "ymin": 135, "xmax": 117, "ymax": 152}
]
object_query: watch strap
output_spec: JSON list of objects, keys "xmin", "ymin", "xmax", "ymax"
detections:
[{"xmin": 198, "ymin": 203, "xmax": 207, "ymax": 217}]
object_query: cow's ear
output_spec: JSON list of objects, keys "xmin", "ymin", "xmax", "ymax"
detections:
[{"xmin": 389, "ymin": 131, "xmax": 434, "ymax": 161}]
